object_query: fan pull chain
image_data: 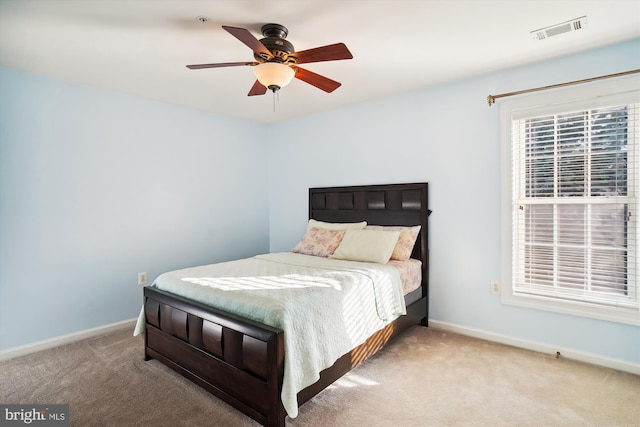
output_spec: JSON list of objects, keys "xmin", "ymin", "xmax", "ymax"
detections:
[{"xmin": 272, "ymin": 89, "xmax": 281, "ymax": 112}]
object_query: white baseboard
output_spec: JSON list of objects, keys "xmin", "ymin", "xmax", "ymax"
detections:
[
  {"xmin": 0, "ymin": 318, "xmax": 137, "ymax": 362},
  {"xmin": 428, "ymin": 319, "xmax": 640, "ymax": 376}
]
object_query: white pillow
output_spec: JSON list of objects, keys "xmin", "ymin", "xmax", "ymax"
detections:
[
  {"xmin": 307, "ymin": 219, "xmax": 367, "ymax": 230},
  {"xmin": 330, "ymin": 229, "xmax": 400, "ymax": 264},
  {"xmin": 366, "ymin": 225, "xmax": 421, "ymax": 261}
]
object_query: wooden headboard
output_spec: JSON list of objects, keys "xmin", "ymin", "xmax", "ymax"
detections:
[{"xmin": 309, "ymin": 182, "xmax": 430, "ymax": 298}]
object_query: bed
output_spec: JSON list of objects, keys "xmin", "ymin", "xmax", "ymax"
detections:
[{"xmin": 136, "ymin": 182, "xmax": 430, "ymax": 426}]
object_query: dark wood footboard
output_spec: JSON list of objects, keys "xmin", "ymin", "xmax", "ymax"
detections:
[
  {"xmin": 144, "ymin": 286, "xmax": 286, "ymax": 426},
  {"xmin": 144, "ymin": 286, "xmax": 426, "ymax": 427}
]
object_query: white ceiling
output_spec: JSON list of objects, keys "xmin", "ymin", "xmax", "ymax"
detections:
[{"xmin": 1, "ymin": 0, "xmax": 639, "ymax": 123}]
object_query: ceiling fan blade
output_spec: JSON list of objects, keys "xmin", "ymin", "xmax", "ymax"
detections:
[
  {"xmin": 293, "ymin": 67, "xmax": 342, "ymax": 93},
  {"xmin": 248, "ymin": 80, "xmax": 268, "ymax": 96},
  {"xmin": 294, "ymin": 43, "xmax": 353, "ymax": 64},
  {"xmin": 222, "ymin": 25, "xmax": 273, "ymax": 60},
  {"xmin": 186, "ymin": 61, "xmax": 257, "ymax": 70}
]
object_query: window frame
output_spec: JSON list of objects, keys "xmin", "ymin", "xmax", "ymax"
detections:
[{"xmin": 500, "ymin": 75, "xmax": 640, "ymax": 326}]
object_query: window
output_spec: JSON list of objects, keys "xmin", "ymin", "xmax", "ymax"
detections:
[{"xmin": 500, "ymin": 77, "xmax": 640, "ymax": 325}]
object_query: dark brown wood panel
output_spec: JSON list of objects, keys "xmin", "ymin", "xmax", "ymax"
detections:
[
  {"xmin": 223, "ymin": 327, "xmax": 244, "ymax": 369},
  {"xmin": 187, "ymin": 314, "xmax": 203, "ymax": 347},
  {"xmin": 145, "ymin": 299, "xmax": 160, "ymax": 328},
  {"xmin": 202, "ymin": 319, "xmax": 223, "ymax": 358},
  {"xmin": 243, "ymin": 335, "xmax": 269, "ymax": 380}
]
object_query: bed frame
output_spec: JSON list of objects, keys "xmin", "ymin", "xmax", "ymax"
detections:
[{"xmin": 143, "ymin": 182, "xmax": 430, "ymax": 426}]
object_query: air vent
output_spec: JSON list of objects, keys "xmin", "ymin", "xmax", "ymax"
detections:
[{"xmin": 531, "ymin": 16, "xmax": 587, "ymax": 40}]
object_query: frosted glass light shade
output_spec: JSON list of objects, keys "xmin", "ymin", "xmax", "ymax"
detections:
[{"xmin": 253, "ymin": 63, "xmax": 295, "ymax": 89}]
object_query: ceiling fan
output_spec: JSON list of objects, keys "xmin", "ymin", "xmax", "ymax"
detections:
[{"xmin": 186, "ymin": 23, "xmax": 353, "ymax": 96}]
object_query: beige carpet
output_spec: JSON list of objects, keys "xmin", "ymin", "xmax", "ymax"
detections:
[{"xmin": 1, "ymin": 326, "xmax": 638, "ymax": 426}]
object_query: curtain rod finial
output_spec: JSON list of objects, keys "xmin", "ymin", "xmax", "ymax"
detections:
[{"xmin": 487, "ymin": 95, "xmax": 495, "ymax": 106}]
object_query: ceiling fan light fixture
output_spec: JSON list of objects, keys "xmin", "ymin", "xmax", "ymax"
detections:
[{"xmin": 254, "ymin": 62, "xmax": 295, "ymax": 91}]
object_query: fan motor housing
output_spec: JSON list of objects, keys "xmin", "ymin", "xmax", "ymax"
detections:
[{"xmin": 255, "ymin": 24, "xmax": 296, "ymax": 64}]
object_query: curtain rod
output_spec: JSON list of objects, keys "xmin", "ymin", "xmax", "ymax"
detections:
[{"xmin": 487, "ymin": 69, "xmax": 640, "ymax": 106}]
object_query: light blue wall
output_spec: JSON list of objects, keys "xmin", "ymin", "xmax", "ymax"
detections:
[
  {"xmin": 2, "ymin": 39, "xmax": 639, "ymax": 365},
  {"xmin": 0, "ymin": 67, "xmax": 270, "ymax": 351},
  {"xmin": 268, "ymin": 39, "xmax": 640, "ymax": 365}
]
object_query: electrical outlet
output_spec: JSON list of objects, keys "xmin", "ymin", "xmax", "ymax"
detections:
[
  {"xmin": 490, "ymin": 280, "xmax": 501, "ymax": 295},
  {"xmin": 138, "ymin": 272, "xmax": 147, "ymax": 286}
]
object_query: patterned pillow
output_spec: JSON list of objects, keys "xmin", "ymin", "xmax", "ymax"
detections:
[
  {"xmin": 292, "ymin": 227, "xmax": 346, "ymax": 257},
  {"xmin": 366, "ymin": 225, "xmax": 421, "ymax": 261}
]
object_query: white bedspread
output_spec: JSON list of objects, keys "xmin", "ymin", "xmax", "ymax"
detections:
[{"xmin": 133, "ymin": 252, "xmax": 406, "ymax": 418}]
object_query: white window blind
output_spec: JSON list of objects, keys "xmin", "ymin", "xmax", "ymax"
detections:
[{"xmin": 511, "ymin": 103, "xmax": 639, "ymax": 312}]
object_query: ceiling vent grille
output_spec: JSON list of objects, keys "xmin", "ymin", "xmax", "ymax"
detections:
[{"xmin": 531, "ymin": 16, "xmax": 587, "ymax": 40}]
